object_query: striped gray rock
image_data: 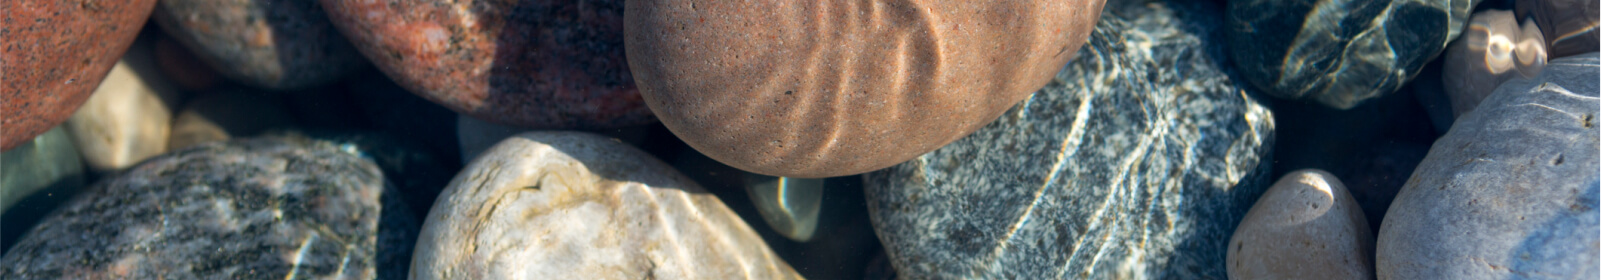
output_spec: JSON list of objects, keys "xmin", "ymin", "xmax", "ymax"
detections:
[
  {"xmin": 863, "ymin": 1, "xmax": 1274, "ymax": 278},
  {"xmin": 1377, "ymin": 53, "xmax": 1599, "ymax": 279},
  {"xmin": 0, "ymin": 137, "xmax": 417, "ymax": 279}
]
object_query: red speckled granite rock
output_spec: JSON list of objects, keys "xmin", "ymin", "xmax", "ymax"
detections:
[
  {"xmin": 1, "ymin": 0, "xmax": 158, "ymax": 151},
  {"xmin": 625, "ymin": 0, "xmax": 1106, "ymax": 177},
  {"xmin": 320, "ymin": 0, "xmax": 651, "ymax": 130},
  {"xmin": 151, "ymin": 0, "xmax": 363, "ymax": 90}
]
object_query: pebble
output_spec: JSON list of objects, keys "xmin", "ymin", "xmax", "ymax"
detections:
[
  {"xmin": 1226, "ymin": 0, "xmax": 1477, "ymax": 109},
  {"xmin": 1518, "ymin": 0, "xmax": 1599, "ymax": 58},
  {"xmin": 151, "ymin": 0, "xmax": 364, "ymax": 89},
  {"xmin": 1228, "ymin": 170, "xmax": 1374, "ymax": 280},
  {"xmin": 320, "ymin": 0, "xmax": 655, "ymax": 129},
  {"xmin": 625, "ymin": 0, "xmax": 1107, "ymax": 177},
  {"xmin": 2, "ymin": 0, "xmax": 157, "ymax": 151},
  {"xmin": 1377, "ymin": 53, "xmax": 1599, "ymax": 279},
  {"xmin": 412, "ymin": 131, "xmax": 800, "ymax": 279},
  {"xmin": 744, "ymin": 175, "xmax": 824, "ymax": 242},
  {"xmin": 64, "ymin": 61, "xmax": 184, "ymax": 173},
  {"xmin": 862, "ymin": 1, "xmax": 1275, "ymax": 278},
  {"xmin": 167, "ymin": 90, "xmax": 294, "ymax": 150},
  {"xmin": 0, "ymin": 137, "xmax": 418, "ymax": 279},
  {"xmin": 1443, "ymin": 9, "xmax": 1547, "ymax": 119}
]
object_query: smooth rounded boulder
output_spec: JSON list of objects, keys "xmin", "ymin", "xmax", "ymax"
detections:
[
  {"xmin": 2, "ymin": 0, "xmax": 158, "ymax": 151},
  {"xmin": 413, "ymin": 132, "xmax": 800, "ymax": 279},
  {"xmin": 625, "ymin": 0, "xmax": 1106, "ymax": 177},
  {"xmin": 1228, "ymin": 170, "xmax": 1374, "ymax": 280}
]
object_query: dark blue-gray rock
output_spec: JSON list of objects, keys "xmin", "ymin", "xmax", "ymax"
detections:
[
  {"xmin": 1376, "ymin": 53, "xmax": 1599, "ymax": 279},
  {"xmin": 152, "ymin": 0, "xmax": 364, "ymax": 90},
  {"xmin": 862, "ymin": 1, "xmax": 1275, "ymax": 278},
  {"xmin": 1227, "ymin": 0, "xmax": 1478, "ymax": 109},
  {"xmin": 0, "ymin": 137, "xmax": 417, "ymax": 279}
]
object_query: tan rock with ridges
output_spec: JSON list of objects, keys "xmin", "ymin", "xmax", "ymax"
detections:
[{"xmin": 625, "ymin": 0, "xmax": 1105, "ymax": 177}]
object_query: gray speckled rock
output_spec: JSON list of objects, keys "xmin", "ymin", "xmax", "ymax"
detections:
[
  {"xmin": 0, "ymin": 137, "xmax": 417, "ymax": 279},
  {"xmin": 862, "ymin": 1, "xmax": 1275, "ymax": 278},
  {"xmin": 413, "ymin": 131, "xmax": 800, "ymax": 279},
  {"xmin": 1377, "ymin": 53, "xmax": 1600, "ymax": 280},
  {"xmin": 152, "ymin": 0, "xmax": 364, "ymax": 89},
  {"xmin": 1227, "ymin": 0, "xmax": 1477, "ymax": 109},
  {"xmin": 1228, "ymin": 170, "xmax": 1374, "ymax": 280}
]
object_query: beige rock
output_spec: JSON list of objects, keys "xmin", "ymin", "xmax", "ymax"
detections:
[
  {"xmin": 1228, "ymin": 169, "xmax": 1374, "ymax": 280},
  {"xmin": 625, "ymin": 0, "xmax": 1106, "ymax": 177},
  {"xmin": 167, "ymin": 90, "xmax": 293, "ymax": 150},
  {"xmin": 414, "ymin": 131, "xmax": 801, "ymax": 279},
  {"xmin": 65, "ymin": 61, "xmax": 183, "ymax": 172}
]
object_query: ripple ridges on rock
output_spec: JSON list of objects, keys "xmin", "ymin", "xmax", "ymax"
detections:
[{"xmin": 863, "ymin": 1, "xmax": 1275, "ymax": 278}]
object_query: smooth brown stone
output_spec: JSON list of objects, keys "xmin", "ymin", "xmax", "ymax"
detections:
[
  {"xmin": 320, "ymin": 0, "xmax": 654, "ymax": 129},
  {"xmin": 1, "ymin": 0, "xmax": 158, "ymax": 151},
  {"xmin": 625, "ymin": 0, "xmax": 1105, "ymax": 177}
]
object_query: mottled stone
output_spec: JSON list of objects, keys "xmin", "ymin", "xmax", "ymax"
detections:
[
  {"xmin": 413, "ymin": 132, "xmax": 800, "ymax": 279},
  {"xmin": 152, "ymin": 0, "xmax": 364, "ymax": 90},
  {"xmin": 65, "ymin": 61, "xmax": 184, "ymax": 173},
  {"xmin": 2, "ymin": 0, "xmax": 158, "ymax": 151},
  {"xmin": 1443, "ymin": 10, "xmax": 1548, "ymax": 119},
  {"xmin": 625, "ymin": 0, "xmax": 1106, "ymax": 178},
  {"xmin": 1227, "ymin": 0, "xmax": 1477, "ymax": 109},
  {"xmin": 320, "ymin": 0, "xmax": 654, "ymax": 130},
  {"xmin": 862, "ymin": 1, "xmax": 1274, "ymax": 278},
  {"xmin": 0, "ymin": 127, "xmax": 84, "ymax": 215},
  {"xmin": 1377, "ymin": 53, "xmax": 1599, "ymax": 279},
  {"xmin": 1228, "ymin": 170, "xmax": 1374, "ymax": 280},
  {"xmin": 0, "ymin": 137, "xmax": 418, "ymax": 279},
  {"xmin": 1517, "ymin": 0, "xmax": 1599, "ymax": 58},
  {"xmin": 745, "ymin": 175, "xmax": 823, "ymax": 242},
  {"xmin": 168, "ymin": 90, "xmax": 294, "ymax": 150}
]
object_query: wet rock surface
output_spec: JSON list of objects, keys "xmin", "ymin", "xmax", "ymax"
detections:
[
  {"xmin": 1443, "ymin": 9, "xmax": 1548, "ymax": 118},
  {"xmin": 2, "ymin": 0, "xmax": 158, "ymax": 151},
  {"xmin": 626, "ymin": 0, "xmax": 1107, "ymax": 178},
  {"xmin": 412, "ymin": 132, "xmax": 800, "ymax": 279},
  {"xmin": 0, "ymin": 137, "xmax": 417, "ymax": 279},
  {"xmin": 1228, "ymin": 170, "xmax": 1374, "ymax": 280},
  {"xmin": 1517, "ymin": 0, "xmax": 1599, "ymax": 58},
  {"xmin": 151, "ymin": 0, "xmax": 364, "ymax": 90},
  {"xmin": 863, "ymin": 1, "xmax": 1274, "ymax": 278},
  {"xmin": 321, "ymin": 0, "xmax": 654, "ymax": 130},
  {"xmin": 1227, "ymin": 0, "xmax": 1477, "ymax": 109},
  {"xmin": 1377, "ymin": 53, "xmax": 1600, "ymax": 279}
]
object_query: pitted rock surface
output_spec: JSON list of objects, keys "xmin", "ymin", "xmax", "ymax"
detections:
[
  {"xmin": 2, "ymin": 0, "xmax": 157, "ymax": 151},
  {"xmin": 625, "ymin": 0, "xmax": 1106, "ymax": 177},
  {"xmin": 863, "ymin": 1, "xmax": 1274, "ymax": 278}
]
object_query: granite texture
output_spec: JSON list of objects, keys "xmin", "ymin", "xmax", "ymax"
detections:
[
  {"xmin": 2, "ymin": 0, "xmax": 158, "ymax": 151},
  {"xmin": 1227, "ymin": 0, "xmax": 1477, "ymax": 109},
  {"xmin": 1377, "ymin": 53, "xmax": 1599, "ymax": 280},
  {"xmin": 412, "ymin": 132, "xmax": 800, "ymax": 279},
  {"xmin": 862, "ymin": 1, "xmax": 1275, "ymax": 278},
  {"xmin": 625, "ymin": 0, "xmax": 1106, "ymax": 178},
  {"xmin": 0, "ymin": 137, "xmax": 418, "ymax": 279},
  {"xmin": 1443, "ymin": 9, "xmax": 1548, "ymax": 119},
  {"xmin": 1517, "ymin": 0, "xmax": 1599, "ymax": 58},
  {"xmin": 1228, "ymin": 170, "xmax": 1374, "ymax": 280},
  {"xmin": 65, "ymin": 60, "xmax": 184, "ymax": 173},
  {"xmin": 321, "ymin": 0, "xmax": 654, "ymax": 130},
  {"xmin": 152, "ymin": 0, "xmax": 364, "ymax": 90}
]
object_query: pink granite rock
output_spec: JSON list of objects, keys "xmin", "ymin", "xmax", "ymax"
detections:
[{"xmin": 2, "ymin": 0, "xmax": 158, "ymax": 151}]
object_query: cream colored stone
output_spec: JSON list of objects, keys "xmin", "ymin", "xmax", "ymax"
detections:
[
  {"xmin": 1228, "ymin": 169, "xmax": 1374, "ymax": 280},
  {"xmin": 65, "ymin": 61, "xmax": 182, "ymax": 172},
  {"xmin": 414, "ymin": 131, "xmax": 802, "ymax": 280}
]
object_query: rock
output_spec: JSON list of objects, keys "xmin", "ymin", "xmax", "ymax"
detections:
[
  {"xmin": 1227, "ymin": 0, "xmax": 1477, "ymax": 109},
  {"xmin": 0, "ymin": 137, "xmax": 418, "ymax": 279},
  {"xmin": 151, "ymin": 0, "xmax": 364, "ymax": 90},
  {"xmin": 862, "ymin": 1, "xmax": 1275, "ymax": 278},
  {"xmin": 412, "ymin": 131, "xmax": 800, "ymax": 279},
  {"xmin": 1443, "ymin": 10, "xmax": 1548, "ymax": 119},
  {"xmin": 1228, "ymin": 170, "xmax": 1374, "ymax": 280},
  {"xmin": 1377, "ymin": 53, "xmax": 1599, "ymax": 279},
  {"xmin": 273, "ymin": 130, "xmax": 454, "ymax": 222},
  {"xmin": 2, "ymin": 0, "xmax": 157, "ymax": 151},
  {"xmin": 0, "ymin": 127, "xmax": 84, "ymax": 216},
  {"xmin": 1517, "ymin": 0, "xmax": 1599, "ymax": 58},
  {"xmin": 64, "ymin": 61, "xmax": 184, "ymax": 173},
  {"xmin": 744, "ymin": 175, "xmax": 823, "ymax": 242},
  {"xmin": 624, "ymin": 0, "xmax": 1107, "ymax": 178},
  {"xmin": 320, "ymin": 0, "xmax": 655, "ymax": 130},
  {"xmin": 154, "ymin": 36, "xmax": 223, "ymax": 92},
  {"xmin": 168, "ymin": 90, "xmax": 294, "ymax": 150}
]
